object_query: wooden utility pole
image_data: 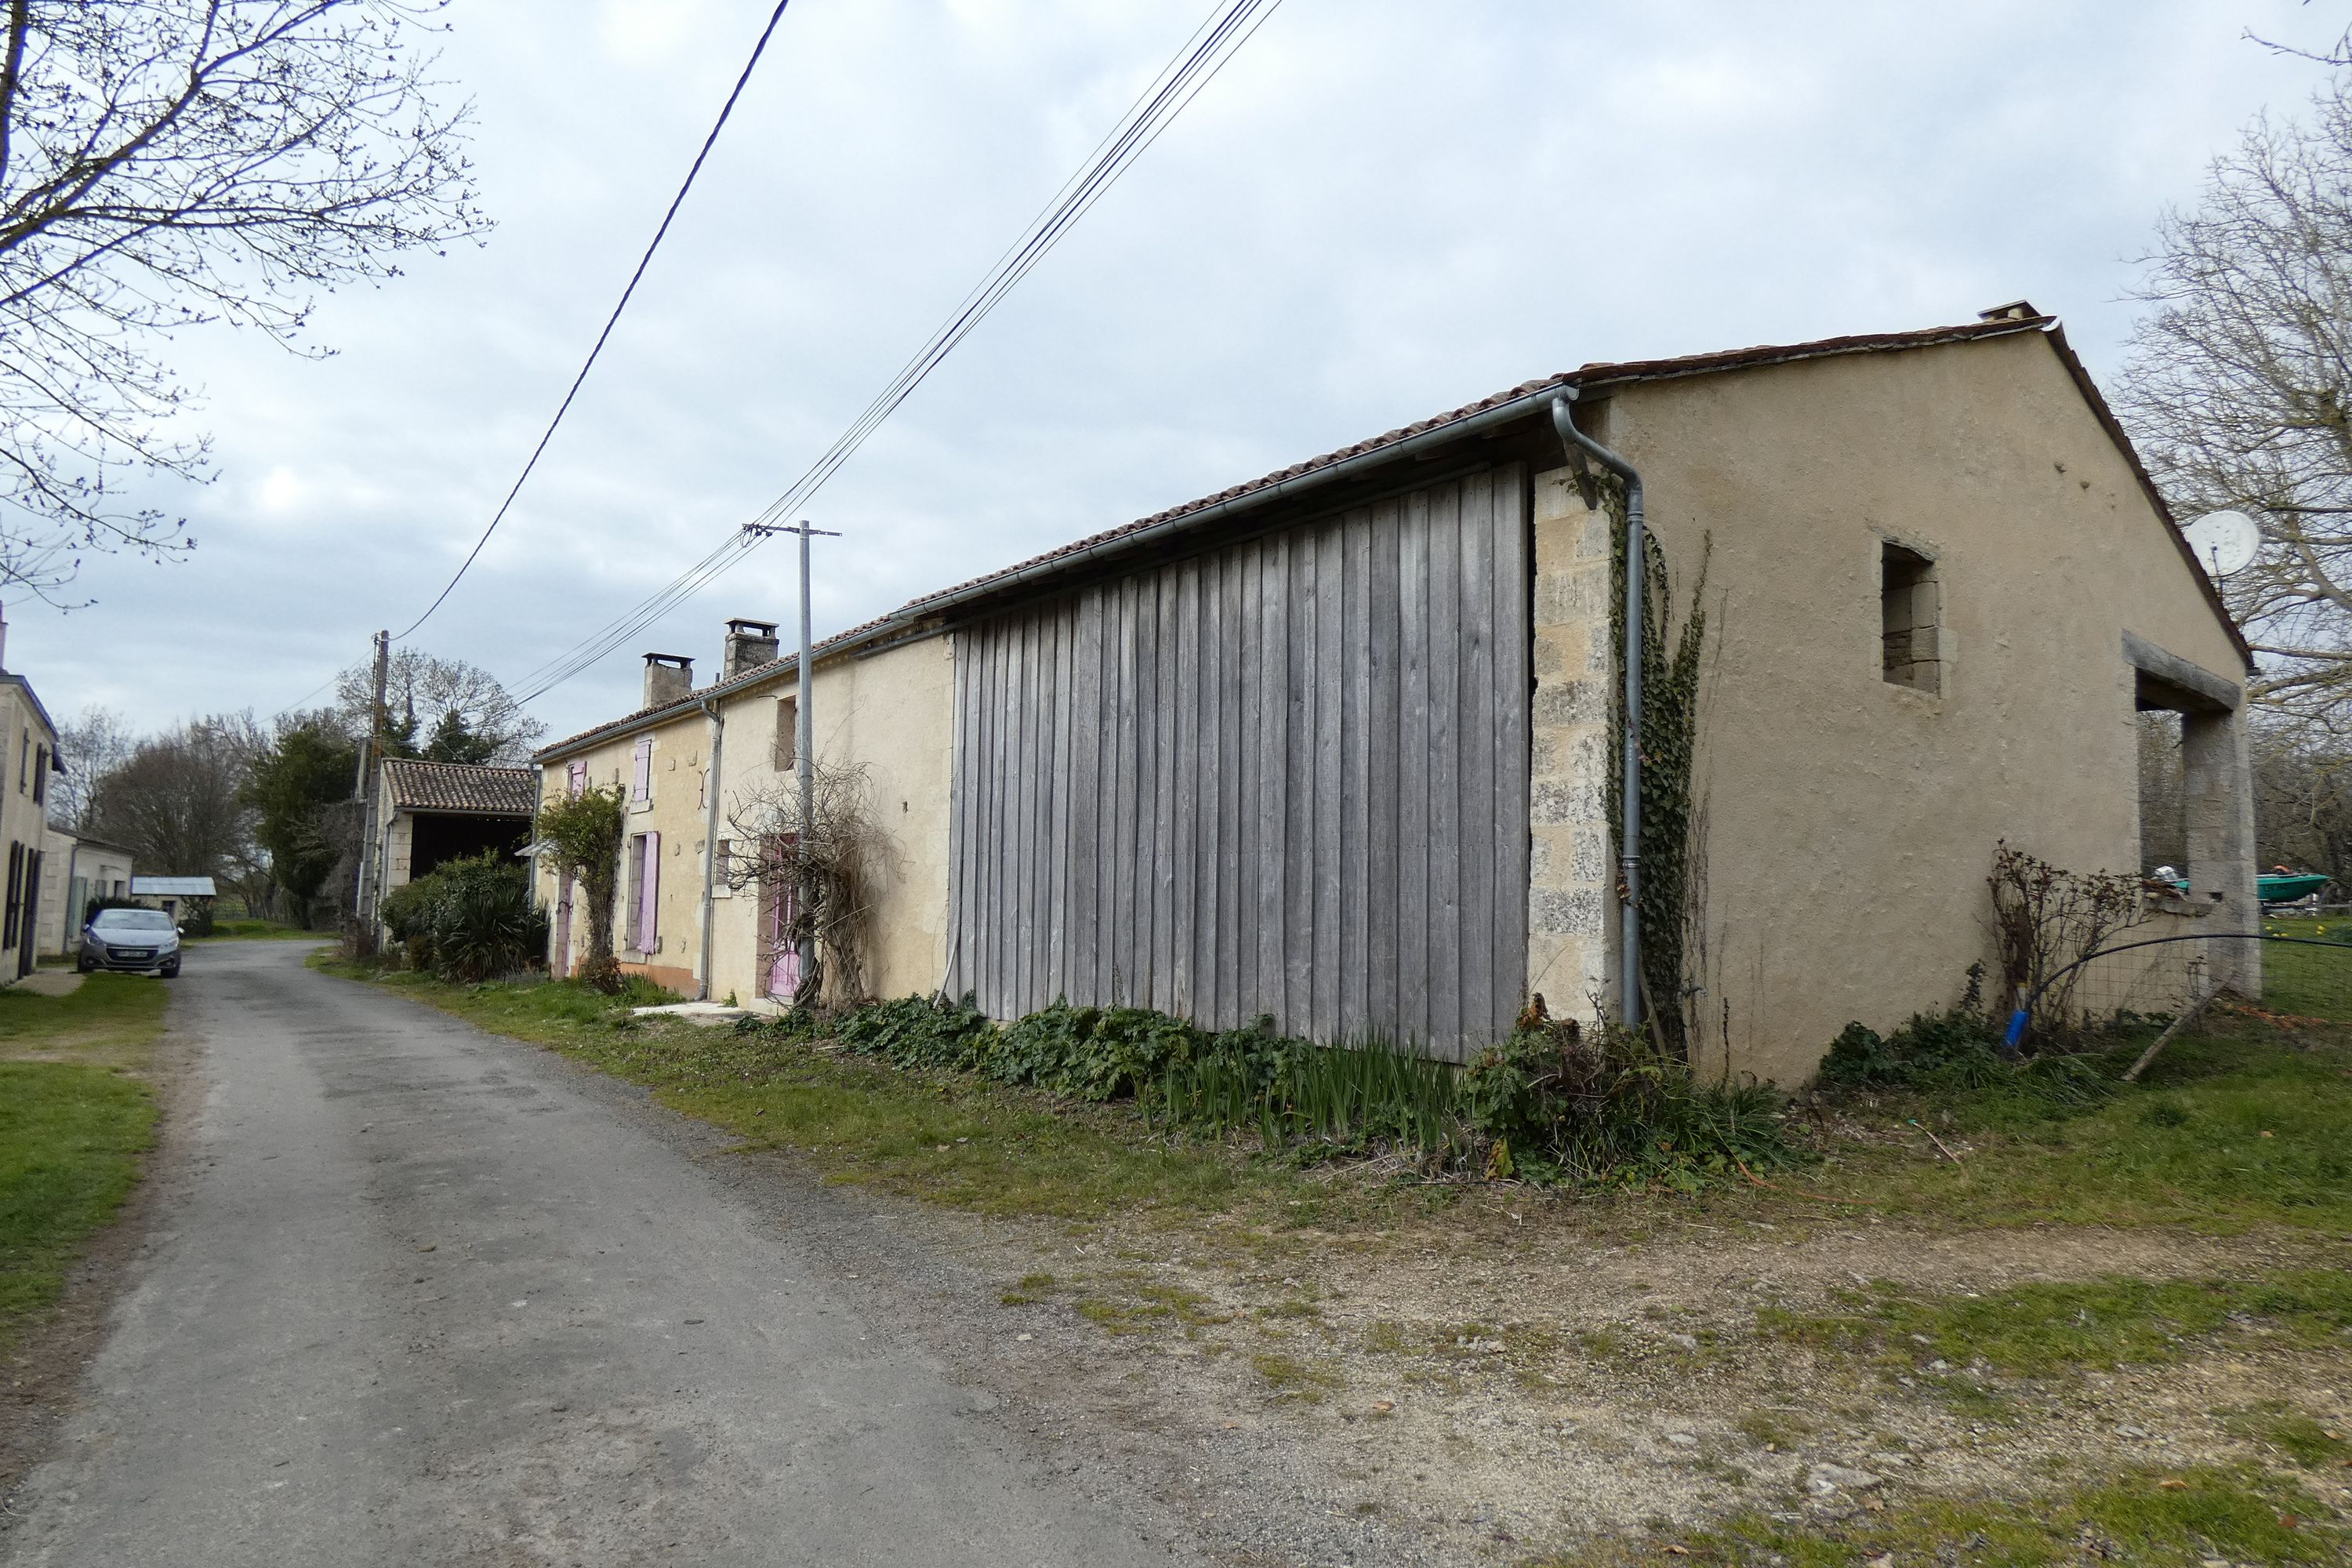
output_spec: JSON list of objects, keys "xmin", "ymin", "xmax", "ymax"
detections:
[{"xmin": 350, "ymin": 630, "xmax": 390, "ymax": 946}]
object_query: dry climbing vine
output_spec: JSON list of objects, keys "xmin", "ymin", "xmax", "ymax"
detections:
[{"xmin": 1597, "ymin": 474, "xmax": 1711, "ymax": 1058}]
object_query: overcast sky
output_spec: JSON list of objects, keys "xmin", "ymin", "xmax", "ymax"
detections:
[{"xmin": 17, "ymin": 0, "xmax": 2347, "ymax": 744}]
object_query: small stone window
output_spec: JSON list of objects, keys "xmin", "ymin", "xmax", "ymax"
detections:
[{"xmin": 1880, "ymin": 542, "xmax": 1940, "ymax": 692}]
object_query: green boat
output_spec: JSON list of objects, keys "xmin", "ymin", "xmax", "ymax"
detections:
[
  {"xmin": 2259, "ymin": 872, "xmax": 2332, "ymax": 903},
  {"xmin": 2165, "ymin": 873, "xmax": 2332, "ymax": 902}
]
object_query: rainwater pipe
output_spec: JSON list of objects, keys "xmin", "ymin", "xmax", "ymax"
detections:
[
  {"xmin": 698, "ymin": 695, "xmax": 724, "ymax": 1002},
  {"xmin": 1549, "ymin": 391, "xmax": 1646, "ymax": 1032}
]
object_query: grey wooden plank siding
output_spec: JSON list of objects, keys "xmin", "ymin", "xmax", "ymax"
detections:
[{"xmin": 946, "ymin": 466, "xmax": 1530, "ymax": 1059}]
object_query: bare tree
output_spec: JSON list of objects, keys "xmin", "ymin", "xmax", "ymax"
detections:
[
  {"xmin": 49, "ymin": 702, "xmax": 133, "ymax": 830},
  {"xmin": 334, "ymin": 647, "xmax": 543, "ymax": 764},
  {"xmin": 0, "ymin": 2, "xmax": 488, "ymax": 597},
  {"xmin": 724, "ymin": 761, "xmax": 892, "ymax": 1007},
  {"xmin": 85, "ymin": 710, "xmax": 261, "ymax": 875},
  {"xmin": 2119, "ymin": 78, "xmax": 2352, "ymax": 732}
]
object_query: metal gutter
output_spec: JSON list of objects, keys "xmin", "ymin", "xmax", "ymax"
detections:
[{"xmin": 1550, "ymin": 392, "xmax": 1646, "ymax": 1032}]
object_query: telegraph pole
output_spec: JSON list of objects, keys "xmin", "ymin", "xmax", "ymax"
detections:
[
  {"xmin": 350, "ymin": 630, "xmax": 390, "ymax": 946},
  {"xmin": 747, "ymin": 521, "xmax": 837, "ymax": 997}
]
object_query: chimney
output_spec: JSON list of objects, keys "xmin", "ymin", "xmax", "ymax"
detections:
[
  {"xmin": 642, "ymin": 652, "xmax": 693, "ymax": 709},
  {"xmin": 722, "ymin": 617, "xmax": 780, "ymax": 681}
]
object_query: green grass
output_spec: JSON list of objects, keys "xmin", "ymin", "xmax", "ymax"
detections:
[
  {"xmin": 1820, "ymin": 1010, "xmax": 2352, "ymax": 1231},
  {"xmin": 0, "ymin": 971, "xmax": 170, "ymax": 1064},
  {"xmin": 1759, "ymin": 1270, "xmax": 2352, "ymax": 1377},
  {"xmin": 0, "ymin": 974, "xmax": 166, "ymax": 1348},
  {"xmin": 310, "ymin": 965, "xmax": 1319, "ymax": 1222},
  {"xmin": 1545, "ymin": 1467, "xmax": 2345, "ymax": 1567}
]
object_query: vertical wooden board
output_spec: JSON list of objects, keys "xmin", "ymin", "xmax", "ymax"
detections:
[
  {"xmin": 1068, "ymin": 593, "xmax": 1104, "ymax": 1009},
  {"xmin": 1425, "ymin": 479, "xmax": 1465, "ymax": 1054},
  {"xmin": 1340, "ymin": 508, "xmax": 1374, "ymax": 1040},
  {"xmin": 971, "ymin": 628, "xmax": 998, "ymax": 1012},
  {"xmin": 1046, "ymin": 601, "xmax": 1073, "ymax": 1004},
  {"xmin": 1208, "ymin": 548, "xmax": 1238, "ymax": 1027},
  {"xmin": 1256, "ymin": 531, "xmax": 1290, "ymax": 1024},
  {"xmin": 1396, "ymin": 488, "xmax": 1433, "ymax": 1047},
  {"xmin": 1229, "ymin": 544, "xmax": 1259, "ymax": 1027},
  {"xmin": 1283, "ymin": 527, "xmax": 1318, "ymax": 1038},
  {"xmin": 1312, "ymin": 518, "xmax": 1345, "ymax": 1041},
  {"xmin": 1152, "ymin": 569, "xmax": 1181, "ymax": 1013},
  {"xmin": 1008, "ymin": 615, "xmax": 1035, "ymax": 1015},
  {"xmin": 1367, "ymin": 499, "xmax": 1403, "ymax": 1036},
  {"xmin": 1033, "ymin": 607, "xmax": 1065, "ymax": 1014},
  {"xmin": 1170, "ymin": 559, "xmax": 1200, "ymax": 1018},
  {"xmin": 1491, "ymin": 465, "xmax": 1533, "ymax": 1040},
  {"xmin": 995, "ymin": 626, "xmax": 1021, "ymax": 1016},
  {"xmin": 1111, "ymin": 576, "xmax": 1142, "ymax": 1005},
  {"xmin": 1130, "ymin": 574, "xmax": 1160, "ymax": 1006},
  {"xmin": 1457, "ymin": 472, "xmax": 1499, "ymax": 1051}
]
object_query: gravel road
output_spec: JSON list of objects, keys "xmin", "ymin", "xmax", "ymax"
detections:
[{"xmin": 0, "ymin": 942, "xmax": 1188, "ymax": 1567}]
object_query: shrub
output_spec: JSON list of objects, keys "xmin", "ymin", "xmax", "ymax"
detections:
[
  {"xmin": 1820, "ymin": 1005, "xmax": 2116, "ymax": 1112},
  {"xmin": 804, "ymin": 990, "xmax": 1802, "ymax": 1191},
  {"xmin": 1464, "ymin": 1008, "xmax": 1797, "ymax": 1189},
  {"xmin": 378, "ymin": 852, "xmax": 549, "ymax": 984}
]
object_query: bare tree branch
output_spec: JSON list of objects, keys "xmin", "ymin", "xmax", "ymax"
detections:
[{"xmin": 0, "ymin": 1, "xmax": 488, "ymax": 598}]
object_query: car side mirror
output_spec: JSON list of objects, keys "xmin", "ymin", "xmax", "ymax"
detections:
[{"xmin": 175, "ymin": 926, "xmax": 184, "ymax": 936}]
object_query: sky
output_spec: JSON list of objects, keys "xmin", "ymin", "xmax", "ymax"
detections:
[{"xmin": 16, "ymin": 0, "xmax": 2350, "ymax": 745}]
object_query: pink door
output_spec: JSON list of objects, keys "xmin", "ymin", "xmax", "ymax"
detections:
[
  {"xmin": 552, "ymin": 877, "xmax": 572, "ymax": 979},
  {"xmin": 761, "ymin": 836, "xmax": 799, "ymax": 1000}
]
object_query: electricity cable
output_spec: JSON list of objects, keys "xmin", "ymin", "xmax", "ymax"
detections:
[
  {"xmin": 509, "ymin": 0, "xmax": 1286, "ymax": 704},
  {"xmin": 391, "ymin": 0, "xmax": 795, "ymax": 644}
]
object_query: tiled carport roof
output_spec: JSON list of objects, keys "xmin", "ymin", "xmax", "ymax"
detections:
[
  {"xmin": 537, "ymin": 310, "xmax": 2247, "ymax": 762},
  {"xmin": 382, "ymin": 759, "xmax": 538, "ymax": 816}
]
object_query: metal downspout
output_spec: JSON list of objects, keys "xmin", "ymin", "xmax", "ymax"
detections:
[
  {"xmin": 699, "ymin": 696, "xmax": 724, "ymax": 1002},
  {"xmin": 1549, "ymin": 393, "xmax": 1646, "ymax": 1032}
]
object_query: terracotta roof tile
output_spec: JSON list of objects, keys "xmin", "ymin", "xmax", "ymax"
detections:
[{"xmin": 381, "ymin": 759, "xmax": 539, "ymax": 816}]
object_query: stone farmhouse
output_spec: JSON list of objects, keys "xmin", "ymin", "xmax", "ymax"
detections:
[{"xmin": 535, "ymin": 306, "xmax": 2253, "ymax": 1083}]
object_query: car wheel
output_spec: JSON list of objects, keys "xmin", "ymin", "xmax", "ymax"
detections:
[
  {"xmin": 160, "ymin": 960, "xmax": 180, "ymax": 978},
  {"xmin": 75, "ymin": 955, "xmax": 93, "ymax": 973}
]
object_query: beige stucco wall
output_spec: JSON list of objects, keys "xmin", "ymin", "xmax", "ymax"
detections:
[
  {"xmin": 537, "ymin": 635, "xmax": 956, "ymax": 1006},
  {"xmin": 1557, "ymin": 330, "xmax": 2251, "ymax": 1083},
  {"xmin": 0, "ymin": 682, "xmax": 58, "ymax": 979},
  {"xmin": 704, "ymin": 636, "xmax": 956, "ymax": 1009},
  {"xmin": 537, "ymin": 707, "xmax": 713, "ymax": 996}
]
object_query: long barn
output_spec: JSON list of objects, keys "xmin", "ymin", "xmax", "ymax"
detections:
[{"xmin": 537, "ymin": 307, "xmax": 2257, "ymax": 1083}]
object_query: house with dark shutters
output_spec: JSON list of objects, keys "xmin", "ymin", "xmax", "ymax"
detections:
[
  {"xmin": 0, "ymin": 608, "xmax": 64, "ymax": 982},
  {"xmin": 538, "ymin": 306, "xmax": 2255, "ymax": 1083}
]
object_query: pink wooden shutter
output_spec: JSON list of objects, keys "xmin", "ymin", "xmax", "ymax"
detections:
[
  {"xmin": 640, "ymin": 832, "xmax": 660, "ymax": 949},
  {"xmin": 568, "ymin": 760, "xmax": 586, "ymax": 797},
  {"xmin": 630, "ymin": 739, "xmax": 652, "ymax": 800}
]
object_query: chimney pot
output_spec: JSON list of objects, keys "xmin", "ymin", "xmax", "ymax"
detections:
[
  {"xmin": 643, "ymin": 652, "xmax": 693, "ymax": 710},
  {"xmin": 722, "ymin": 617, "xmax": 781, "ymax": 681}
]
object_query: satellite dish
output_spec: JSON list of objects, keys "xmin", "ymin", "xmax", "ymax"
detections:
[{"xmin": 2183, "ymin": 510, "xmax": 2259, "ymax": 577}]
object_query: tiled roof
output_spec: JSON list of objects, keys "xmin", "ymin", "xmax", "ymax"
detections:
[
  {"xmin": 538, "ymin": 309, "xmax": 2245, "ymax": 757},
  {"xmin": 381, "ymin": 759, "xmax": 538, "ymax": 816}
]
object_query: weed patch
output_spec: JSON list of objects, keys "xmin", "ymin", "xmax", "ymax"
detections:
[
  {"xmin": 1552, "ymin": 1466, "xmax": 2346, "ymax": 1567},
  {"xmin": 1761, "ymin": 1271, "xmax": 2352, "ymax": 1377}
]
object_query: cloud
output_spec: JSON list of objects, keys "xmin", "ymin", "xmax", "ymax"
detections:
[{"xmin": 11, "ymin": 0, "xmax": 2340, "ymax": 743}]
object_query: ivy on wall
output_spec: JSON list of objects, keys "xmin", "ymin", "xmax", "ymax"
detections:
[{"xmin": 1599, "ymin": 477, "xmax": 1711, "ymax": 1058}]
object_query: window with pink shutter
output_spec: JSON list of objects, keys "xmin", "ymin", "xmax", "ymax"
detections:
[
  {"xmin": 638, "ymin": 830, "xmax": 660, "ymax": 950},
  {"xmin": 568, "ymin": 760, "xmax": 586, "ymax": 797},
  {"xmin": 630, "ymin": 738, "xmax": 652, "ymax": 801}
]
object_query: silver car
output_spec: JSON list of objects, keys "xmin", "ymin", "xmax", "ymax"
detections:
[{"xmin": 78, "ymin": 908, "xmax": 183, "ymax": 978}]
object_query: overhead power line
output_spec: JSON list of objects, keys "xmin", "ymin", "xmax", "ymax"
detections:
[
  {"xmin": 509, "ymin": 0, "xmax": 1288, "ymax": 705},
  {"xmin": 391, "ymin": 0, "xmax": 797, "ymax": 644}
]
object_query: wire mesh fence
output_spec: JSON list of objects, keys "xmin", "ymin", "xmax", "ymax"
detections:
[{"xmin": 2030, "ymin": 925, "xmax": 2352, "ymax": 1041}]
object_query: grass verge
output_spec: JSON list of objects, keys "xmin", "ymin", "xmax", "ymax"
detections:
[
  {"xmin": 1550, "ymin": 1466, "xmax": 2346, "ymax": 1567},
  {"xmin": 1810, "ymin": 1010, "xmax": 2352, "ymax": 1232},
  {"xmin": 1759, "ymin": 1269, "xmax": 2352, "ymax": 1377},
  {"xmin": 0, "ymin": 974, "xmax": 166, "ymax": 1350}
]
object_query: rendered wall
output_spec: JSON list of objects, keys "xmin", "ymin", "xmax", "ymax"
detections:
[{"xmin": 1572, "ymin": 331, "xmax": 2252, "ymax": 1083}]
